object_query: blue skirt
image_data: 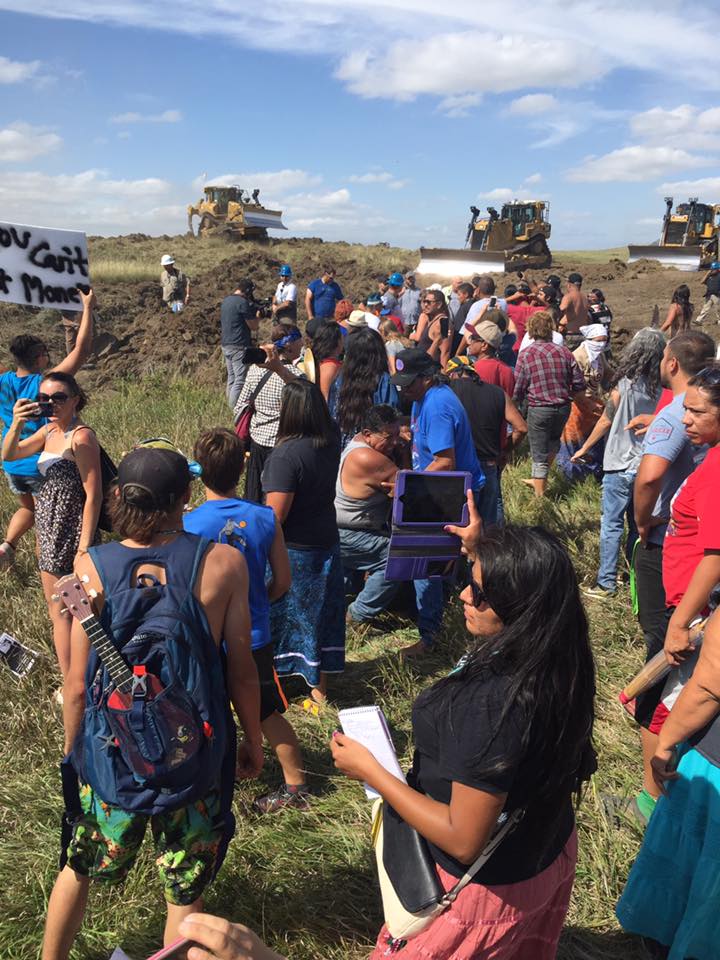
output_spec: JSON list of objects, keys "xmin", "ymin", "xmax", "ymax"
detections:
[
  {"xmin": 270, "ymin": 543, "xmax": 346, "ymax": 688},
  {"xmin": 616, "ymin": 746, "xmax": 720, "ymax": 959}
]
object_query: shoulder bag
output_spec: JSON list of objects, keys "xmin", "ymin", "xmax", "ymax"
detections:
[
  {"xmin": 371, "ymin": 797, "xmax": 522, "ymax": 941},
  {"xmin": 234, "ymin": 370, "xmax": 273, "ymax": 446}
]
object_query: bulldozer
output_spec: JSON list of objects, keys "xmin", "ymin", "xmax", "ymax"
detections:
[
  {"xmin": 417, "ymin": 200, "xmax": 552, "ymax": 279},
  {"xmin": 628, "ymin": 197, "xmax": 720, "ymax": 271},
  {"xmin": 187, "ymin": 185, "xmax": 286, "ymax": 240}
]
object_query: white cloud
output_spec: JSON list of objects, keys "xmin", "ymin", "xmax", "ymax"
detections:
[
  {"xmin": 348, "ymin": 170, "xmax": 407, "ymax": 189},
  {"xmin": 0, "ymin": 55, "xmax": 43, "ymax": 84},
  {"xmin": 437, "ymin": 93, "xmax": 482, "ymax": 118},
  {"xmin": 525, "ymin": 172, "xmax": 542, "ymax": 184},
  {"xmin": 630, "ymin": 104, "xmax": 720, "ymax": 150},
  {"xmin": 110, "ymin": 109, "xmax": 182, "ymax": 124},
  {"xmin": 195, "ymin": 169, "xmax": 322, "ymax": 198},
  {"xmin": 0, "ymin": 122, "xmax": 62, "ymax": 162},
  {"xmin": 567, "ymin": 145, "xmax": 708, "ymax": 182},
  {"xmin": 659, "ymin": 176, "xmax": 720, "ymax": 196},
  {"xmin": 481, "ymin": 188, "xmax": 514, "ymax": 202},
  {"xmin": 509, "ymin": 93, "xmax": 559, "ymax": 115}
]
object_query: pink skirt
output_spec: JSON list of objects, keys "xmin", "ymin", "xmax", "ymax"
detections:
[{"xmin": 369, "ymin": 828, "xmax": 577, "ymax": 960}]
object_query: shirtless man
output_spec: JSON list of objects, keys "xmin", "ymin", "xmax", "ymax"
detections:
[
  {"xmin": 42, "ymin": 447, "xmax": 262, "ymax": 960},
  {"xmin": 560, "ymin": 272, "xmax": 590, "ymax": 350}
]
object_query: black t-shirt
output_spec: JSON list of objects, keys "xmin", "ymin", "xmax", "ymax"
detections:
[
  {"xmin": 449, "ymin": 378, "xmax": 506, "ymax": 461},
  {"xmin": 452, "ymin": 299, "xmax": 474, "ymax": 333},
  {"xmin": 220, "ymin": 294, "xmax": 253, "ymax": 347},
  {"xmin": 705, "ymin": 273, "xmax": 720, "ymax": 297},
  {"xmin": 410, "ymin": 668, "xmax": 575, "ymax": 885},
  {"xmin": 261, "ymin": 435, "xmax": 340, "ymax": 549}
]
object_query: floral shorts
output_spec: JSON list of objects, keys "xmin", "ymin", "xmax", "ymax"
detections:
[{"xmin": 66, "ymin": 783, "xmax": 223, "ymax": 905}]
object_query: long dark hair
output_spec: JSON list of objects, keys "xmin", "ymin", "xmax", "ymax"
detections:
[
  {"xmin": 276, "ymin": 379, "xmax": 337, "ymax": 448},
  {"xmin": 336, "ymin": 328, "xmax": 390, "ymax": 435},
  {"xmin": 311, "ymin": 321, "xmax": 344, "ymax": 363},
  {"xmin": 424, "ymin": 525, "xmax": 596, "ymax": 804},
  {"xmin": 672, "ymin": 283, "xmax": 693, "ymax": 324},
  {"xmin": 611, "ymin": 327, "xmax": 665, "ymax": 394}
]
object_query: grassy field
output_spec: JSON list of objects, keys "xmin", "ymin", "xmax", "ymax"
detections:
[{"xmin": 0, "ymin": 378, "xmax": 655, "ymax": 960}]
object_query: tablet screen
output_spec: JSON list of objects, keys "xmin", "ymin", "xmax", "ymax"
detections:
[{"xmin": 399, "ymin": 473, "xmax": 467, "ymax": 524}]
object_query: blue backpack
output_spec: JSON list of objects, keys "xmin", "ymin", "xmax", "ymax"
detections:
[{"xmin": 70, "ymin": 533, "xmax": 232, "ymax": 815}]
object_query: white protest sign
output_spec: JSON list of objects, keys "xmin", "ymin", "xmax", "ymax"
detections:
[{"xmin": 0, "ymin": 221, "xmax": 90, "ymax": 312}]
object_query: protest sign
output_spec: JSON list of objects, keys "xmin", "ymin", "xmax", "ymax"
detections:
[{"xmin": 0, "ymin": 221, "xmax": 90, "ymax": 312}]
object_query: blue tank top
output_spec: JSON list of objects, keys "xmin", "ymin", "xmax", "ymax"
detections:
[
  {"xmin": 0, "ymin": 371, "xmax": 44, "ymax": 477},
  {"xmin": 184, "ymin": 498, "xmax": 277, "ymax": 650}
]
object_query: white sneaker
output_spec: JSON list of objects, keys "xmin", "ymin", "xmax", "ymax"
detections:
[{"xmin": 0, "ymin": 542, "xmax": 15, "ymax": 566}]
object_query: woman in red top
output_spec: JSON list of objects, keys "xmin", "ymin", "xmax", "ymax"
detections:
[
  {"xmin": 311, "ymin": 321, "xmax": 344, "ymax": 403},
  {"xmin": 662, "ymin": 364, "xmax": 720, "ymax": 667}
]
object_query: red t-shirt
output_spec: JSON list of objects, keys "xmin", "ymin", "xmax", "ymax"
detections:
[
  {"xmin": 507, "ymin": 303, "xmax": 544, "ymax": 353},
  {"xmin": 473, "ymin": 357, "xmax": 515, "ymax": 396},
  {"xmin": 655, "ymin": 388, "xmax": 673, "ymax": 414},
  {"xmin": 663, "ymin": 446, "xmax": 720, "ymax": 608}
]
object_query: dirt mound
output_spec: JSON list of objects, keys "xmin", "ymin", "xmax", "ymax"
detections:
[{"xmin": 0, "ymin": 238, "xmax": 711, "ymax": 392}]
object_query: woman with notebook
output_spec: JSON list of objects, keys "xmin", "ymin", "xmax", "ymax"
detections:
[{"xmin": 332, "ymin": 507, "xmax": 596, "ymax": 957}]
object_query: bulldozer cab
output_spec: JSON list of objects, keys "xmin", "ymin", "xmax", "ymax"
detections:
[
  {"xmin": 203, "ymin": 185, "xmax": 240, "ymax": 211},
  {"xmin": 675, "ymin": 202, "xmax": 717, "ymax": 240},
  {"xmin": 500, "ymin": 201, "xmax": 549, "ymax": 240}
]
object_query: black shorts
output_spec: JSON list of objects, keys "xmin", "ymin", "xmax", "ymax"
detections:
[{"xmin": 253, "ymin": 643, "xmax": 288, "ymax": 722}]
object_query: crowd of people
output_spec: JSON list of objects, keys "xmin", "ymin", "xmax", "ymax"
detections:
[{"xmin": 2, "ymin": 253, "xmax": 720, "ymax": 960}]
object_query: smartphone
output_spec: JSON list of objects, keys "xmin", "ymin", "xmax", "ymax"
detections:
[
  {"xmin": 37, "ymin": 401, "xmax": 53, "ymax": 417},
  {"xmin": 242, "ymin": 346, "xmax": 268, "ymax": 364},
  {"xmin": 146, "ymin": 937, "xmax": 198, "ymax": 960}
]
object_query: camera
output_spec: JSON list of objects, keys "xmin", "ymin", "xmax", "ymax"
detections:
[
  {"xmin": 242, "ymin": 346, "xmax": 269, "ymax": 365},
  {"xmin": 251, "ymin": 296, "xmax": 273, "ymax": 320}
]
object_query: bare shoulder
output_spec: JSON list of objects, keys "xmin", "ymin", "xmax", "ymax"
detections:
[
  {"xmin": 200, "ymin": 541, "xmax": 247, "ymax": 582},
  {"xmin": 71, "ymin": 424, "xmax": 99, "ymax": 449}
]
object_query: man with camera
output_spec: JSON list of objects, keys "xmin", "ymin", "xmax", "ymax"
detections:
[{"xmin": 220, "ymin": 279, "xmax": 262, "ymax": 409}]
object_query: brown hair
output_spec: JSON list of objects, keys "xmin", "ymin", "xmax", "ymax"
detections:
[
  {"xmin": 526, "ymin": 310, "xmax": 554, "ymax": 342},
  {"xmin": 193, "ymin": 427, "xmax": 244, "ymax": 494},
  {"xmin": 108, "ymin": 489, "xmax": 177, "ymax": 543},
  {"xmin": 41, "ymin": 371, "xmax": 88, "ymax": 411}
]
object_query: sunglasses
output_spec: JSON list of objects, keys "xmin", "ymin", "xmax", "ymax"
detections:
[
  {"xmin": 421, "ymin": 298, "xmax": 438, "ymax": 304},
  {"xmin": 467, "ymin": 565, "xmax": 488, "ymax": 607},
  {"xmin": 38, "ymin": 391, "xmax": 70, "ymax": 404},
  {"xmin": 694, "ymin": 366, "xmax": 720, "ymax": 386}
]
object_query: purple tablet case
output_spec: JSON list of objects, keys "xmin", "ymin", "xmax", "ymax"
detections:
[{"xmin": 385, "ymin": 471, "xmax": 471, "ymax": 582}]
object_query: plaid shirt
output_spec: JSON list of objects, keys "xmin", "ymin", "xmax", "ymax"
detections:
[
  {"xmin": 233, "ymin": 362, "xmax": 300, "ymax": 447},
  {"xmin": 513, "ymin": 341, "xmax": 586, "ymax": 407}
]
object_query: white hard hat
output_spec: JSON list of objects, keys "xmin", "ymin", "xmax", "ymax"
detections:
[{"xmin": 161, "ymin": 254, "xmax": 175, "ymax": 266}]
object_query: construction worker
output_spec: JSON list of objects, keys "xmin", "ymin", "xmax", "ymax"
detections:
[
  {"xmin": 160, "ymin": 254, "xmax": 190, "ymax": 311},
  {"xmin": 382, "ymin": 272, "xmax": 404, "ymax": 315},
  {"xmin": 272, "ymin": 265, "xmax": 298, "ymax": 321},
  {"xmin": 695, "ymin": 261, "xmax": 720, "ymax": 326}
]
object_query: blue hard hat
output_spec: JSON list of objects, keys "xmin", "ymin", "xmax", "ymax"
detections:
[
  {"xmin": 712, "ymin": 261, "xmax": 720, "ymax": 270},
  {"xmin": 279, "ymin": 264, "xmax": 292, "ymax": 277},
  {"xmin": 388, "ymin": 271, "xmax": 404, "ymax": 286}
]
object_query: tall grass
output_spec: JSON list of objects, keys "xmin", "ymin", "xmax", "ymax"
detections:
[{"xmin": 0, "ymin": 380, "xmax": 653, "ymax": 959}]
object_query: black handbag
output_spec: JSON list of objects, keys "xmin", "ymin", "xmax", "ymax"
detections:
[{"xmin": 97, "ymin": 444, "xmax": 117, "ymax": 532}]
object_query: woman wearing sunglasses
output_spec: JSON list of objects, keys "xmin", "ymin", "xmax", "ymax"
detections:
[
  {"xmin": 617, "ymin": 363, "xmax": 720, "ymax": 959},
  {"xmin": 332, "ymin": 497, "xmax": 596, "ymax": 958},
  {"xmin": 2, "ymin": 371, "xmax": 101, "ymax": 680}
]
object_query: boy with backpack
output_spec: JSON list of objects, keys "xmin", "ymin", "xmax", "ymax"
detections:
[
  {"xmin": 42, "ymin": 447, "xmax": 263, "ymax": 959},
  {"xmin": 185, "ymin": 427, "xmax": 311, "ymax": 813}
]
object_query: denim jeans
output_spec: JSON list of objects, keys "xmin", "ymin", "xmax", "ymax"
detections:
[
  {"xmin": 477, "ymin": 462, "xmax": 502, "ymax": 527},
  {"xmin": 340, "ymin": 528, "xmax": 399, "ymax": 622},
  {"xmin": 222, "ymin": 345, "xmax": 250, "ymax": 409},
  {"xmin": 414, "ymin": 577, "xmax": 444, "ymax": 648},
  {"xmin": 527, "ymin": 404, "xmax": 571, "ymax": 479},
  {"xmin": 598, "ymin": 468, "xmax": 638, "ymax": 591}
]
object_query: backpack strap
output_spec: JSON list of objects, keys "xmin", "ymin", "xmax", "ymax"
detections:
[{"xmin": 88, "ymin": 533, "xmax": 209, "ymax": 601}]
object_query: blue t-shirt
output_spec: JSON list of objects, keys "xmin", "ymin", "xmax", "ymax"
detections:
[
  {"xmin": 411, "ymin": 384, "xmax": 485, "ymax": 490},
  {"xmin": 0, "ymin": 371, "xmax": 44, "ymax": 478},
  {"xmin": 183, "ymin": 497, "xmax": 277, "ymax": 650},
  {"xmin": 308, "ymin": 278, "xmax": 344, "ymax": 318},
  {"xmin": 642, "ymin": 392, "xmax": 708, "ymax": 546}
]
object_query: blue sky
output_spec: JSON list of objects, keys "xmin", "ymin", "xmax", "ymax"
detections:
[{"xmin": 1, "ymin": 1, "xmax": 720, "ymax": 249}]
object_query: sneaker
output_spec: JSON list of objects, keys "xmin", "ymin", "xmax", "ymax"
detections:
[
  {"xmin": 582, "ymin": 585, "xmax": 615, "ymax": 600},
  {"xmin": 0, "ymin": 542, "xmax": 15, "ymax": 566},
  {"xmin": 253, "ymin": 784, "xmax": 311, "ymax": 814}
]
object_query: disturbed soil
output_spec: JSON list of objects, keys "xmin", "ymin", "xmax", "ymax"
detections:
[{"xmin": 0, "ymin": 236, "xmax": 712, "ymax": 391}]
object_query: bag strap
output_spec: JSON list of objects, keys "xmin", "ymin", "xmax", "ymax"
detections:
[
  {"xmin": 248, "ymin": 370, "xmax": 273, "ymax": 408},
  {"xmin": 441, "ymin": 808, "xmax": 524, "ymax": 906}
]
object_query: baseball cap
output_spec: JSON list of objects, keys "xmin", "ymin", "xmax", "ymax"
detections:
[
  {"xmin": 390, "ymin": 348, "xmax": 440, "ymax": 387},
  {"xmin": 712, "ymin": 261, "xmax": 720, "ymax": 270},
  {"xmin": 546, "ymin": 274, "xmax": 562, "ymax": 288},
  {"xmin": 117, "ymin": 447, "xmax": 192, "ymax": 511},
  {"xmin": 470, "ymin": 320, "xmax": 502, "ymax": 351},
  {"xmin": 446, "ymin": 355, "xmax": 477, "ymax": 376},
  {"xmin": 567, "ymin": 272, "xmax": 583, "ymax": 285},
  {"xmin": 346, "ymin": 310, "xmax": 369, "ymax": 328},
  {"xmin": 160, "ymin": 254, "xmax": 175, "ymax": 266},
  {"xmin": 367, "ymin": 293, "xmax": 383, "ymax": 308}
]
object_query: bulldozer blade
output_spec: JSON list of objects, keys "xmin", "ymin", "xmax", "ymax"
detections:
[
  {"xmin": 627, "ymin": 245, "xmax": 702, "ymax": 272},
  {"xmin": 416, "ymin": 247, "xmax": 506, "ymax": 280}
]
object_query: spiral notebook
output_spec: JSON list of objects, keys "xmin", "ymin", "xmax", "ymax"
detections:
[{"xmin": 338, "ymin": 705, "xmax": 406, "ymax": 799}]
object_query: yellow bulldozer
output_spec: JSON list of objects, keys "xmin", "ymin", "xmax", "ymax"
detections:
[
  {"xmin": 417, "ymin": 200, "xmax": 552, "ymax": 278},
  {"xmin": 187, "ymin": 185, "xmax": 286, "ymax": 240},
  {"xmin": 628, "ymin": 197, "xmax": 720, "ymax": 271}
]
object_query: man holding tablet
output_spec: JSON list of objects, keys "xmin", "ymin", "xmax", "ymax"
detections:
[{"xmin": 391, "ymin": 348, "xmax": 485, "ymax": 656}]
